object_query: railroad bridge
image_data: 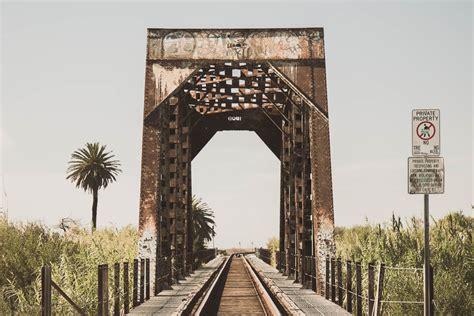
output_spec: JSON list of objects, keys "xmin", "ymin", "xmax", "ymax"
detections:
[{"xmin": 136, "ymin": 27, "xmax": 339, "ymax": 314}]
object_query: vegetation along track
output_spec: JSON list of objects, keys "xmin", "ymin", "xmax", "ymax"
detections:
[{"xmin": 192, "ymin": 254, "xmax": 283, "ymax": 315}]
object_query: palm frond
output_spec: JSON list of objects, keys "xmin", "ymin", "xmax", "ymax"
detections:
[
  {"xmin": 66, "ymin": 142, "xmax": 122, "ymax": 193},
  {"xmin": 192, "ymin": 195, "xmax": 216, "ymax": 250}
]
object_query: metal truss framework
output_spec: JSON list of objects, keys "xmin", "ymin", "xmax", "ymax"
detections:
[{"xmin": 138, "ymin": 28, "xmax": 335, "ymax": 295}]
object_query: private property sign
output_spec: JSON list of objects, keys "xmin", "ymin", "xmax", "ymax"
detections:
[
  {"xmin": 408, "ymin": 157, "xmax": 444, "ymax": 194},
  {"xmin": 412, "ymin": 109, "xmax": 440, "ymax": 156}
]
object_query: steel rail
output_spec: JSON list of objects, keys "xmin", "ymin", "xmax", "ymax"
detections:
[
  {"xmin": 194, "ymin": 254, "xmax": 283, "ymax": 316},
  {"xmin": 242, "ymin": 255, "xmax": 281, "ymax": 315}
]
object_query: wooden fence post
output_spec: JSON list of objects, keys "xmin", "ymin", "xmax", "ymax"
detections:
[
  {"xmin": 373, "ymin": 263, "xmax": 385, "ymax": 316},
  {"xmin": 133, "ymin": 259, "xmax": 139, "ymax": 307},
  {"xmin": 325, "ymin": 256, "xmax": 330, "ymax": 300},
  {"xmin": 337, "ymin": 258, "xmax": 343, "ymax": 306},
  {"xmin": 98, "ymin": 264, "xmax": 109, "ymax": 316},
  {"xmin": 154, "ymin": 257, "xmax": 159, "ymax": 296},
  {"xmin": 312, "ymin": 256, "xmax": 317, "ymax": 292},
  {"xmin": 368, "ymin": 263, "xmax": 375, "ymax": 316},
  {"xmin": 124, "ymin": 262, "xmax": 130, "ymax": 314},
  {"xmin": 140, "ymin": 259, "xmax": 145, "ymax": 304},
  {"xmin": 356, "ymin": 262, "xmax": 362, "ymax": 316},
  {"xmin": 41, "ymin": 266, "xmax": 52, "ymax": 316},
  {"xmin": 146, "ymin": 258, "xmax": 150, "ymax": 300},
  {"xmin": 331, "ymin": 257, "xmax": 336, "ymax": 302},
  {"xmin": 346, "ymin": 261, "xmax": 353, "ymax": 313},
  {"xmin": 114, "ymin": 263, "xmax": 120, "ymax": 316}
]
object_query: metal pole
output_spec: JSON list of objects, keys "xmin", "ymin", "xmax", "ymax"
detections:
[{"xmin": 424, "ymin": 194, "xmax": 431, "ymax": 316}]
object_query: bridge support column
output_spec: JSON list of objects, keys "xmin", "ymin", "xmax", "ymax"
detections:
[
  {"xmin": 138, "ymin": 62, "xmax": 162, "ymax": 295},
  {"xmin": 309, "ymin": 107, "xmax": 335, "ymax": 295}
]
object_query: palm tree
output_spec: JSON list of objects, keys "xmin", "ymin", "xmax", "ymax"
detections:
[
  {"xmin": 66, "ymin": 143, "xmax": 121, "ymax": 231},
  {"xmin": 192, "ymin": 195, "xmax": 216, "ymax": 250}
]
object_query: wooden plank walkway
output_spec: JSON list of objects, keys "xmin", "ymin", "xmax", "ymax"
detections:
[
  {"xmin": 129, "ymin": 254, "xmax": 350, "ymax": 315},
  {"xmin": 128, "ymin": 256, "xmax": 224, "ymax": 315},
  {"xmin": 217, "ymin": 256, "xmax": 265, "ymax": 315},
  {"xmin": 246, "ymin": 255, "xmax": 351, "ymax": 315}
]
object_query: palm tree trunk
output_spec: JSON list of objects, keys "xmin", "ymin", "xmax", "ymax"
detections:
[{"xmin": 92, "ymin": 188, "xmax": 98, "ymax": 232}]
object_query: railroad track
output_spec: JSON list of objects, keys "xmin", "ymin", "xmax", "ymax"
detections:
[{"xmin": 190, "ymin": 254, "xmax": 282, "ymax": 315}]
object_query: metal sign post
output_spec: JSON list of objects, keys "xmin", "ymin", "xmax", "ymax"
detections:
[
  {"xmin": 409, "ymin": 109, "xmax": 443, "ymax": 316},
  {"xmin": 423, "ymin": 194, "xmax": 430, "ymax": 316}
]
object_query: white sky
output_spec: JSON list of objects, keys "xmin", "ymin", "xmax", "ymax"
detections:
[{"xmin": 1, "ymin": 1, "xmax": 472, "ymax": 248}]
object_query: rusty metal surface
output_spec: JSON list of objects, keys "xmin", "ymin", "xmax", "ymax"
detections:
[
  {"xmin": 128, "ymin": 256, "xmax": 225, "ymax": 315},
  {"xmin": 247, "ymin": 255, "xmax": 350, "ymax": 315},
  {"xmin": 138, "ymin": 28, "xmax": 335, "ymax": 295},
  {"xmin": 147, "ymin": 28, "xmax": 325, "ymax": 61}
]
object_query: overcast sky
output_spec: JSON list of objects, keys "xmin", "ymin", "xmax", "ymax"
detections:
[{"xmin": 1, "ymin": 1, "xmax": 472, "ymax": 248}]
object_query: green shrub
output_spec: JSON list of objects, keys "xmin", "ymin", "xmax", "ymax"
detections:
[
  {"xmin": 335, "ymin": 211, "xmax": 473, "ymax": 315},
  {"xmin": 0, "ymin": 217, "xmax": 137, "ymax": 314}
]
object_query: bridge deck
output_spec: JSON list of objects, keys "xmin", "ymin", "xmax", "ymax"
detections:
[
  {"xmin": 128, "ymin": 256, "xmax": 225, "ymax": 315},
  {"xmin": 246, "ymin": 255, "xmax": 351, "ymax": 315},
  {"xmin": 129, "ymin": 254, "xmax": 349, "ymax": 315}
]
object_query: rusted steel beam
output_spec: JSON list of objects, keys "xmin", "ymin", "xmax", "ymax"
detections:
[
  {"xmin": 251, "ymin": 94, "xmax": 288, "ymax": 137},
  {"xmin": 267, "ymin": 63, "xmax": 328, "ymax": 119},
  {"xmin": 137, "ymin": 62, "xmax": 161, "ymax": 295},
  {"xmin": 139, "ymin": 29, "xmax": 335, "ymax": 300}
]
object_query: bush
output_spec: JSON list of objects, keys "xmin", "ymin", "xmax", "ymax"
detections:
[
  {"xmin": 335, "ymin": 211, "xmax": 473, "ymax": 315},
  {"xmin": 0, "ymin": 216, "xmax": 137, "ymax": 314}
]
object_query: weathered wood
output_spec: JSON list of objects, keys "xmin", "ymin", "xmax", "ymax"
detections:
[
  {"xmin": 373, "ymin": 263, "xmax": 385, "ymax": 316},
  {"xmin": 146, "ymin": 258, "xmax": 150, "ymax": 300},
  {"xmin": 124, "ymin": 262, "xmax": 130, "ymax": 314},
  {"xmin": 331, "ymin": 257, "xmax": 336, "ymax": 302},
  {"xmin": 114, "ymin": 263, "xmax": 120, "ymax": 316},
  {"xmin": 133, "ymin": 259, "xmax": 139, "ymax": 307},
  {"xmin": 140, "ymin": 258, "xmax": 145, "ymax": 303},
  {"xmin": 356, "ymin": 262, "xmax": 362, "ymax": 316},
  {"xmin": 41, "ymin": 266, "xmax": 52, "ymax": 316},
  {"xmin": 325, "ymin": 256, "xmax": 330, "ymax": 300},
  {"xmin": 337, "ymin": 258, "xmax": 343, "ymax": 306},
  {"xmin": 368, "ymin": 263, "xmax": 375, "ymax": 316},
  {"xmin": 98, "ymin": 264, "xmax": 109, "ymax": 316},
  {"xmin": 51, "ymin": 281, "xmax": 85, "ymax": 315},
  {"xmin": 346, "ymin": 261, "xmax": 353, "ymax": 313}
]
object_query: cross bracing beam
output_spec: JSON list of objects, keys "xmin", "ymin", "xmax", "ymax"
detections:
[{"xmin": 266, "ymin": 63, "xmax": 329, "ymax": 121}]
